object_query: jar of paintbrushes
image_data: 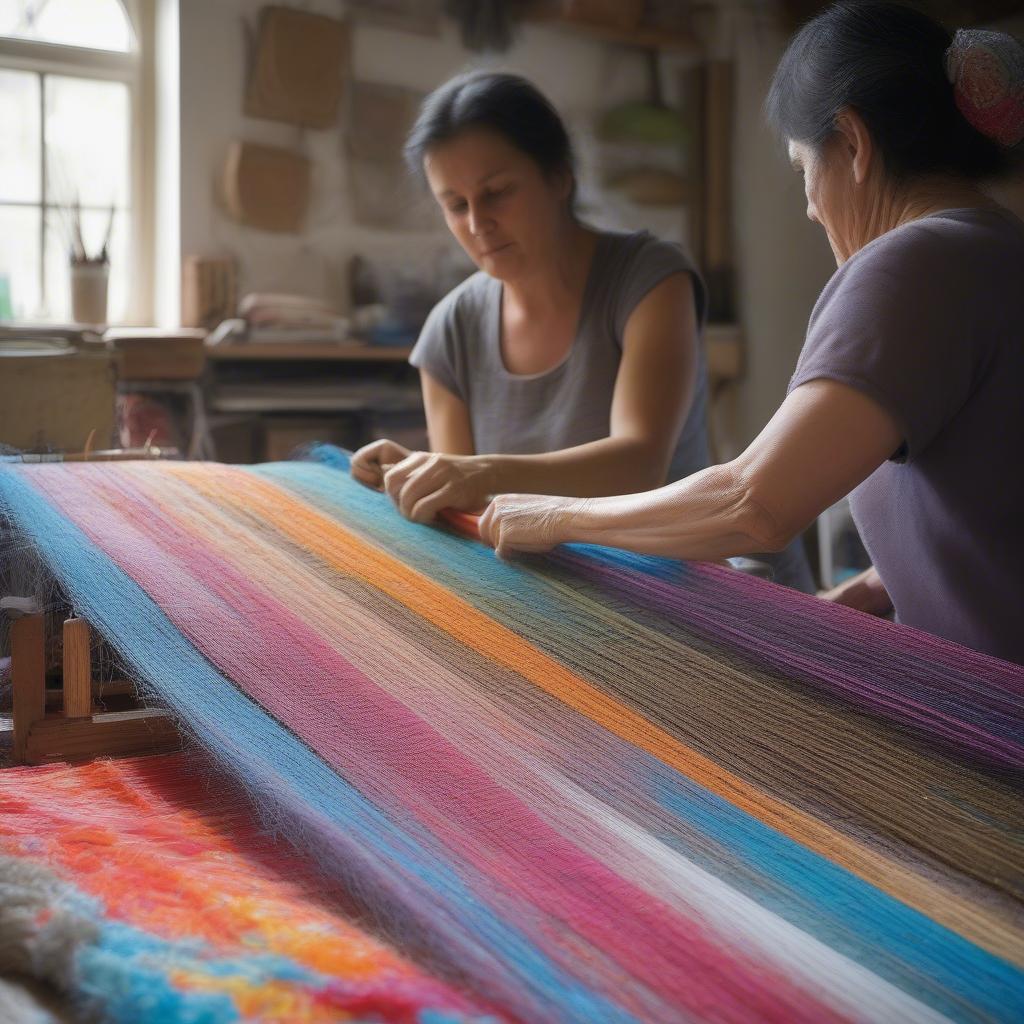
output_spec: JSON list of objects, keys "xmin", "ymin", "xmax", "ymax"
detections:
[{"xmin": 68, "ymin": 200, "xmax": 114, "ymax": 326}]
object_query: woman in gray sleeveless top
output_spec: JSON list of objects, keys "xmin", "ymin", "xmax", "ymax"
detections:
[{"xmin": 352, "ymin": 71, "xmax": 812, "ymax": 592}]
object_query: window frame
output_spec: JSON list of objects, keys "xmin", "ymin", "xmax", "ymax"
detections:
[{"xmin": 0, "ymin": 0, "xmax": 155, "ymax": 324}]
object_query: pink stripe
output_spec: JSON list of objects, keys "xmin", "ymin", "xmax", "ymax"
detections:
[{"xmin": 30, "ymin": 465, "xmax": 850, "ymax": 1024}]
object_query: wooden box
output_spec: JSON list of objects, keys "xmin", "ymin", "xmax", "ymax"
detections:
[{"xmin": 107, "ymin": 328, "xmax": 207, "ymax": 381}]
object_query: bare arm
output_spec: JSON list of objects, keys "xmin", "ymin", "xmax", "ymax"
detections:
[
  {"xmin": 477, "ymin": 271, "xmax": 697, "ymax": 495},
  {"xmin": 480, "ymin": 379, "xmax": 903, "ymax": 559},
  {"xmin": 382, "ymin": 273, "xmax": 700, "ymax": 521},
  {"xmin": 422, "ymin": 370, "xmax": 475, "ymax": 455}
]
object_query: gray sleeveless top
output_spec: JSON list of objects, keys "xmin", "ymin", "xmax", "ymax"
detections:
[
  {"xmin": 410, "ymin": 229, "xmax": 814, "ymax": 592},
  {"xmin": 409, "ymin": 229, "xmax": 711, "ymax": 484}
]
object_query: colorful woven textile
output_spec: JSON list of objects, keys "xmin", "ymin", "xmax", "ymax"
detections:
[
  {"xmin": 0, "ymin": 754, "xmax": 502, "ymax": 1024},
  {"xmin": 0, "ymin": 448, "xmax": 1021, "ymax": 1023}
]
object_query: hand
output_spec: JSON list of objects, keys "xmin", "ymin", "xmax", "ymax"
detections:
[
  {"xmin": 479, "ymin": 493, "xmax": 588, "ymax": 558},
  {"xmin": 383, "ymin": 452, "xmax": 493, "ymax": 524},
  {"xmin": 819, "ymin": 566, "xmax": 893, "ymax": 616},
  {"xmin": 350, "ymin": 439, "xmax": 412, "ymax": 490}
]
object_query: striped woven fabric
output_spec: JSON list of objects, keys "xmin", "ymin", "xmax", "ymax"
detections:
[{"xmin": 0, "ymin": 447, "xmax": 1021, "ymax": 1024}]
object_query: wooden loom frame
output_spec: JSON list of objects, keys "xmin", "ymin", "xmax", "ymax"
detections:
[
  {"xmin": 9, "ymin": 613, "xmax": 179, "ymax": 765},
  {"xmin": 3, "ymin": 447, "xmax": 183, "ymax": 765}
]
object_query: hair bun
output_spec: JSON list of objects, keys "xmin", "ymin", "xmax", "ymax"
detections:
[{"xmin": 946, "ymin": 29, "xmax": 1024, "ymax": 148}]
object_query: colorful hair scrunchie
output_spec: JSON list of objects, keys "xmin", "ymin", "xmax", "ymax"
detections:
[{"xmin": 946, "ymin": 29, "xmax": 1024, "ymax": 148}]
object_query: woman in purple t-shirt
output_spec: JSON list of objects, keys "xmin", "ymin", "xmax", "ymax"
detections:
[{"xmin": 481, "ymin": 2, "xmax": 1024, "ymax": 664}]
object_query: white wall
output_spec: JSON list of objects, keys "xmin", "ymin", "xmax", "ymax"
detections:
[
  {"xmin": 175, "ymin": 0, "xmax": 665, "ymax": 312},
  {"xmin": 727, "ymin": 11, "xmax": 834, "ymax": 452}
]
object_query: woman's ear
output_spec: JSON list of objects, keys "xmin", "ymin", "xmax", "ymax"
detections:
[
  {"xmin": 552, "ymin": 165, "xmax": 574, "ymax": 205},
  {"xmin": 834, "ymin": 107, "xmax": 874, "ymax": 186}
]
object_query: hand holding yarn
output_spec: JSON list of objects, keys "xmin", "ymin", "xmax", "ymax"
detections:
[
  {"xmin": 383, "ymin": 450, "xmax": 493, "ymax": 524},
  {"xmin": 351, "ymin": 438, "xmax": 412, "ymax": 490},
  {"xmin": 479, "ymin": 493, "xmax": 589, "ymax": 558},
  {"xmin": 946, "ymin": 28, "xmax": 1024, "ymax": 148}
]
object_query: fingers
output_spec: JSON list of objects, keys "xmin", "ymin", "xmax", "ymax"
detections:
[
  {"xmin": 409, "ymin": 482, "xmax": 457, "ymax": 524},
  {"xmin": 494, "ymin": 528, "xmax": 515, "ymax": 561},
  {"xmin": 351, "ymin": 464, "xmax": 381, "ymax": 489},
  {"xmin": 480, "ymin": 500, "xmax": 519, "ymax": 559},
  {"xmin": 478, "ymin": 502, "xmax": 496, "ymax": 547},
  {"xmin": 384, "ymin": 453, "xmax": 428, "ymax": 514},
  {"xmin": 478, "ymin": 496, "xmax": 557, "ymax": 559},
  {"xmin": 351, "ymin": 439, "xmax": 411, "ymax": 490},
  {"xmin": 384, "ymin": 453, "xmax": 454, "ymax": 522}
]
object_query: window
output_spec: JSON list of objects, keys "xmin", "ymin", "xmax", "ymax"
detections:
[{"xmin": 0, "ymin": 1, "xmax": 146, "ymax": 323}]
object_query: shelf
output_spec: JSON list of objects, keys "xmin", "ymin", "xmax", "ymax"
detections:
[
  {"xmin": 208, "ymin": 380, "xmax": 422, "ymax": 415},
  {"xmin": 524, "ymin": 6, "xmax": 701, "ymax": 54},
  {"xmin": 206, "ymin": 342, "xmax": 413, "ymax": 362}
]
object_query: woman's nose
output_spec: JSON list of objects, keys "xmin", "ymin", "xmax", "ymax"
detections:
[{"xmin": 468, "ymin": 202, "xmax": 491, "ymax": 237}]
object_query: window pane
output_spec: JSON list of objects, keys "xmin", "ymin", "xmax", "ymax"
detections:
[
  {"xmin": 45, "ymin": 74, "xmax": 129, "ymax": 209},
  {"xmin": 0, "ymin": 0, "xmax": 132, "ymax": 52},
  {"xmin": 0, "ymin": 69, "xmax": 40, "ymax": 202},
  {"xmin": 0, "ymin": 204, "xmax": 41, "ymax": 319},
  {"xmin": 44, "ymin": 205, "xmax": 127, "ymax": 322}
]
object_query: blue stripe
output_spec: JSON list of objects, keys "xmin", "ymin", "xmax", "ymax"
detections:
[
  {"xmin": 265, "ymin": 451, "xmax": 1024, "ymax": 1024},
  {"xmin": 0, "ymin": 467, "xmax": 641, "ymax": 1024}
]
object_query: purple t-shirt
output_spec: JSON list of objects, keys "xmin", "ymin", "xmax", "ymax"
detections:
[{"xmin": 789, "ymin": 207, "xmax": 1024, "ymax": 664}]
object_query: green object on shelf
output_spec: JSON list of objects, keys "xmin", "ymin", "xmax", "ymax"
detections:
[
  {"xmin": 598, "ymin": 101, "xmax": 685, "ymax": 145},
  {"xmin": 0, "ymin": 274, "xmax": 12, "ymax": 321}
]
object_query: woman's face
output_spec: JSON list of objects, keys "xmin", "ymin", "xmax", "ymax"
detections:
[
  {"xmin": 423, "ymin": 128, "xmax": 572, "ymax": 281},
  {"xmin": 788, "ymin": 137, "xmax": 861, "ymax": 265}
]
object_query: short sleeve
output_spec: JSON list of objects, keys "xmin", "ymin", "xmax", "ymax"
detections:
[
  {"xmin": 788, "ymin": 223, "xmax": 983, "ymax": 462},
  {"xmin": 409, "ymin": 291, "xmax": 465, "ymax": 401},
  {"xmin": 611, "ymin": 235, "xmax": 707, "ymax": 340}
]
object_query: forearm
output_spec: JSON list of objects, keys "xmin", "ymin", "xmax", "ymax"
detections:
[
  {"xmin": 471, "ymin": 437, "xmax": 671, "ymax": 500},
  {"xmin": 560, "ymin": 462, "xmax": 790, "ymax": 560}
]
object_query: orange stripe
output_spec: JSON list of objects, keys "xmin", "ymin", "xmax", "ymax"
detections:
[{"xmin": 164, "ymin": 462, "xmax": 1024, "ymax": 966}]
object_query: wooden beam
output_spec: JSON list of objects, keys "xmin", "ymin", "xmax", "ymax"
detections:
[
  {"xmin": 25, "ymin": 709, "xmax": 180, "ymax": 765},
  {"xmin": 44, "ymin": 679, "xmax": 135, "ymax": 709},
  {"xmin": 62, "ymin": 618, "xmax": 92, "ymax": 718},
  {"xmin": 12, "ymin": 614, "xmax": 45, "ymax": 764}
]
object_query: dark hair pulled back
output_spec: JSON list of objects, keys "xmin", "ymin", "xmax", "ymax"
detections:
[
  {"xmin": 404, "ymin": 71, "xmax": 576, "ymax": 191},
  {"xmin": 765, "ymin": 1, "xmax": 1020, "ymax": 181}
]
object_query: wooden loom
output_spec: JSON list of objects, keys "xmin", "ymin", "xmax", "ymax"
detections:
[
  {"xmin": 1, "ymin": 454, "xmax": 1021, "ymax": 1024},
  {"xmin": 2, "ymin": 446, "xmax": 181, "ymax": 765},
  {"xmin": 8, "ymin": 609, "xmax": 179, "ymax": 765}
]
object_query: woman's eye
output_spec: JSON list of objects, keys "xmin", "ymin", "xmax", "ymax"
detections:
[{"xmin": 449, "ymin": 201, "xmax": 468, "ymax": 214}]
